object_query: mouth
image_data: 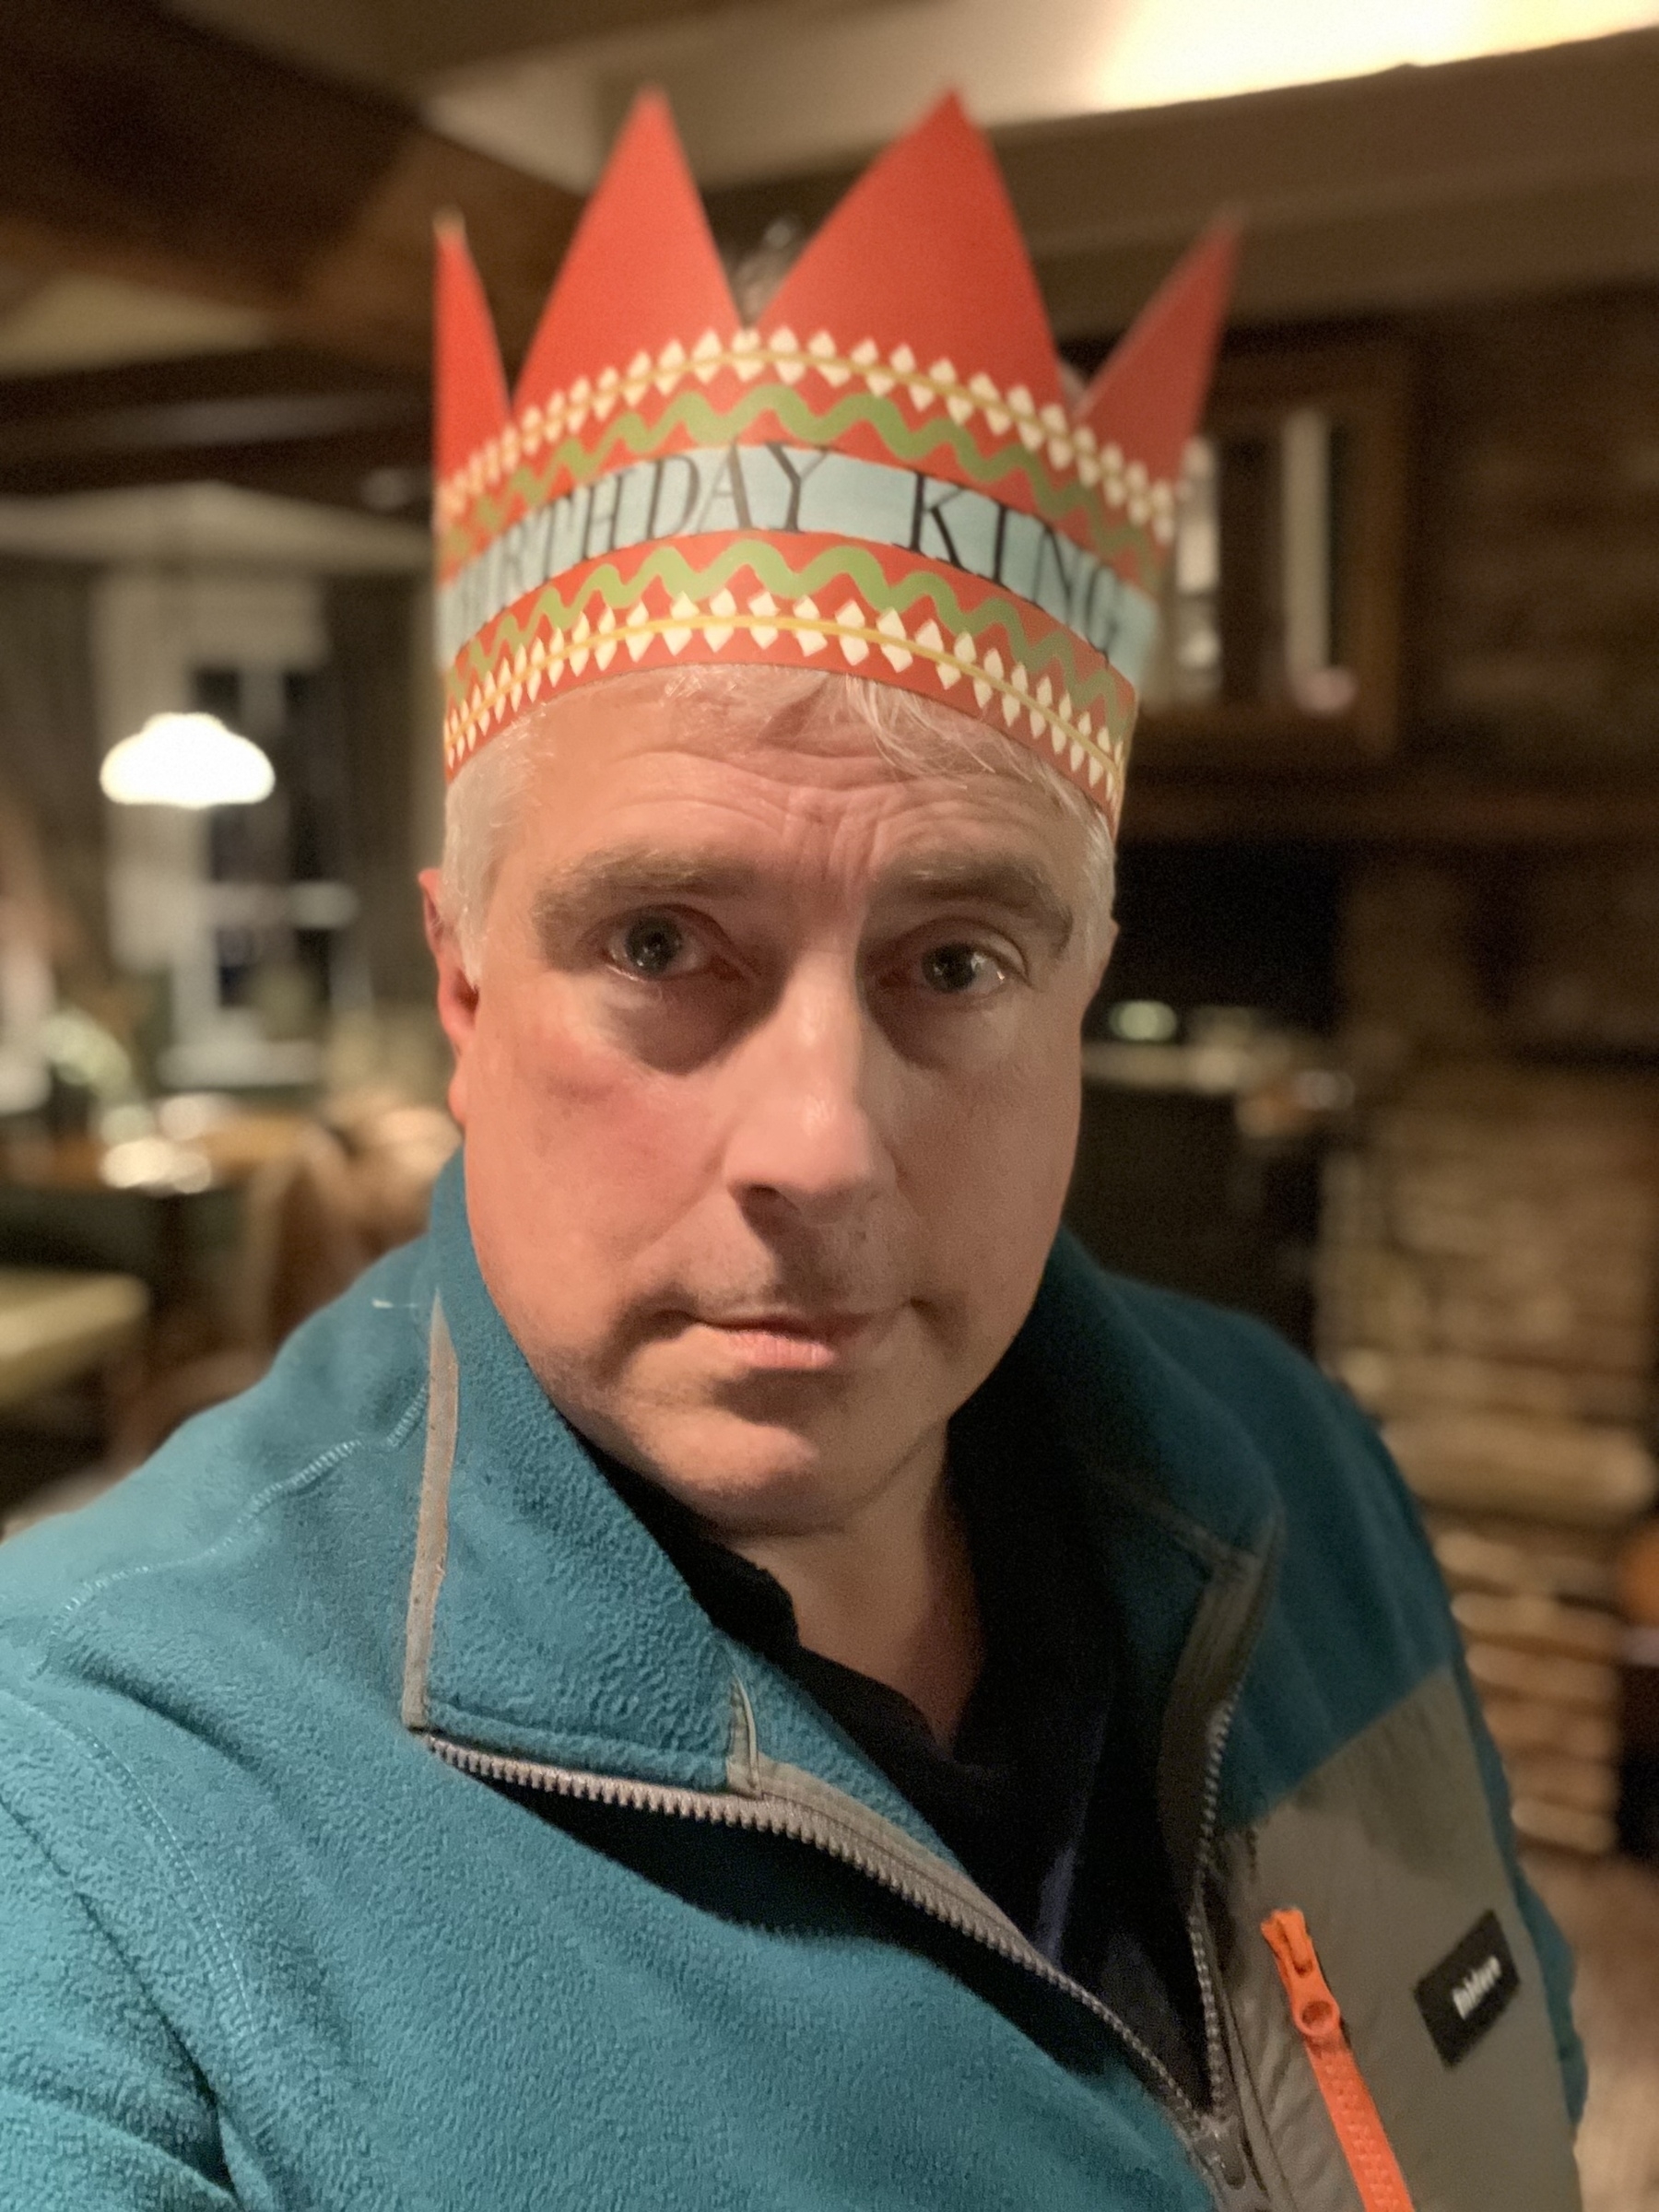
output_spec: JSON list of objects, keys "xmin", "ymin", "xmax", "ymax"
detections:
[{"xmin": 688, "ymin": 1308, "xmax": 898, "ymax": 1372}]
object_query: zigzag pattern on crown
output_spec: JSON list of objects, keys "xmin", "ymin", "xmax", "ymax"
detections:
[
  {"xmin": 441, "ymin": 536, "xmax": 1135, "ymax": 830},
  {"xmin": 434, "ymin": 334, "xmax": 1177, "ymax": 576}
]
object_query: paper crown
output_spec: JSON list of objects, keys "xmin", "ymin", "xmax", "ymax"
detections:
[{"xmin": 433, "ymin": 92, "xmax": 1235, "ymax": 833}]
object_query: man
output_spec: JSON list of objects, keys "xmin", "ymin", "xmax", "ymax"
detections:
[{"xmin": 0, "ymin": 95, "xmax": 1582, "ymax": 2211}]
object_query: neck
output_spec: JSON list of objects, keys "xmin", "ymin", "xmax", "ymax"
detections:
[{"xmin": 721, "ymin": 1429, "xmax": 983, "ymax": 1744}]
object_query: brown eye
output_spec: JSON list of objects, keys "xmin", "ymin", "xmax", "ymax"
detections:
[{"xmin": 920, "ymin": 944, "xmax": 1001, "ymax": 994}]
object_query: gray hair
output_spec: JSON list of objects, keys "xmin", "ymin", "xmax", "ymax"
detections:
[{"xmin": 438, "ymin": 668, "xmax": 1116, "ymax": 977}]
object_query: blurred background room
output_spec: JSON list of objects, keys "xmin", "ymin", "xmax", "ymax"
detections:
[{"xmin": 2, "ymin": 2, "xmax": 1659, "ymax": 2199}]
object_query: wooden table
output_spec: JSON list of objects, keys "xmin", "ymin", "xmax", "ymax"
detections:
[
  {"xmin": 0, "ymin": 1268, "xmax": 150, "ymax": 1412},
  {"xmin": 0, "ymin": 1119, "xmax": 305, "ymax": 1312}
]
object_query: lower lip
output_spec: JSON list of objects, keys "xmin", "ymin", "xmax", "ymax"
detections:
[{"xmin": 697, "ymin": 1313, "xmax": 895, "ymax": 1372}]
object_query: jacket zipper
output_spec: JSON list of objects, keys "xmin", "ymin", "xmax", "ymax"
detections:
[
  {"xmin": 425, "ymin": 1684, "xmax": 1265, "ymax": 2210},
  {"xmin": 1261, "ymin": 1909, "xmax": 1416, "ymax": 2212},
  {"xmin": 1171, "ymin": 1519, "xmax": 1286, "ymax": 2212},
  {"xmin": 1182, "ymin": 1680, "xmax": 1269, "ymax": 2208}
]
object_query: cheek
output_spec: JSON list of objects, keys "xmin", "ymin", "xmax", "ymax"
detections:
[
  {"xmin": 905, "ymin": 1032, "xmax": 1080, "ymax": 1300},
  {"xmin": 464, "ymin": 973, "xmax": 717, "ymax": 1271}
]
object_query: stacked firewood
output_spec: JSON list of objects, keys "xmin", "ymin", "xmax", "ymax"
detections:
[
  {"xmin": 1319, "ymin": 1065, "xmax": 1659, "ymax": 1853},
  {"xmin": 1427, "ymin": 1514, "xmax": 1623, "ymax": 1853}
]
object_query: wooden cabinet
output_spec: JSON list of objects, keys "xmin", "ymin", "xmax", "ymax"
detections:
[{"xmin": 1134, "ymin": 336, "xmax": 1410, "ymax": 767}]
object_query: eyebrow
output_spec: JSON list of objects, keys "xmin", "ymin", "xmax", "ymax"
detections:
[
  {"xmin": 877, "ymin": 855, "xmax": 1075, "ymax": 956},
  {"xmin": 531, "ymin": 851, "xmax": 759, "ymax": 949},
  {"xmin": 530, "ymin": 845, "xmax": 1074, "ymax": 957}
]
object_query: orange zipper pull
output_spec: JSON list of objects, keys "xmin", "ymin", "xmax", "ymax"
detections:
[
  {"xmin": 1261, "ymin": 1909, "xmax": 1417, "ymax": 2212},
  {"xmin": 1263, "ymin": 1905, "xmax": 1346, "ymax": 2046}
]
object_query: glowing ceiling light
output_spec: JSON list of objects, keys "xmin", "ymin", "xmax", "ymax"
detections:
[
  {"xmin": 1083, "ymin": 0, "xmax": 1659, "ymax": 112},
  {"xmin": 99, "ymin": 712, "xmax": 276, "ymax": 809}
]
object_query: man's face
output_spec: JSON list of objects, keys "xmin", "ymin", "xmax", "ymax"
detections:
[{"xmin": 426, "ymin": 675, "xmax": 1112, "ymax": 1537}]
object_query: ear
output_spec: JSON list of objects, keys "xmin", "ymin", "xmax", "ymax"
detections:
[{"xmin": 421, "ymin": 867, "xmax": 478, "ymax": 1129}]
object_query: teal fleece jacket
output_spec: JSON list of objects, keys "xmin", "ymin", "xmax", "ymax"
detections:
[{"xmin": 0, "ymin": 1159, "xmax": 1583, "ymax": 2210}]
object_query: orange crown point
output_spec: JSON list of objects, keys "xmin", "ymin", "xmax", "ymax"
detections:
[
  {"xmin": 1079, "ymin": 222, "xmax": 1240, "ymax": 487},
  {"xmin": 765, "ymin": 91, "xmax": 1063, "ymax": 417},
  {"xmin": 433, "ymin": 218, "xmax": 510, "ymax": 484},
  {"xmin": 512, "ymin": 88, "xmax": 734, "ymax": 411}
]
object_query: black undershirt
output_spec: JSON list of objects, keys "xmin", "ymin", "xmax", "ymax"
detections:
[{"xmin": 602, "ymin": 1438, "xmax": 1207, "ymax": 2102}]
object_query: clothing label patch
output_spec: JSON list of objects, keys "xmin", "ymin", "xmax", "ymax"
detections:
[{"xmin": 1414, "ymin": 1910, "xmax": 1520, "ymax": 2067}]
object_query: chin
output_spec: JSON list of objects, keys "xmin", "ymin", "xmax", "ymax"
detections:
[{"xmin": 622, "ymin": 1405, "xmax": 879, "ymax": 1533}]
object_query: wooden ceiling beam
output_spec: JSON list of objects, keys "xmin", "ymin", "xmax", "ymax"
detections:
[
  {"xmin": 166, "ymin": 0, "xmax": 861, "ymax": 91},
  {"xmin": 4, "ymin": 8, "xmax": 1656, "ymax": 452},
  {"xmin": 705, "ymin": 29, "xmax": 1659, "ymax": 335},
  {"xmin": 0, "ymin": 0, "xmax": 580, "ymax": 373},
  {"xmin": 1123, "ymin": 769, "xmax": 1659, "ymax": 850},
  {"xmin": 0, "ymin": 347, "xmax": 427, "ymax": 507}
]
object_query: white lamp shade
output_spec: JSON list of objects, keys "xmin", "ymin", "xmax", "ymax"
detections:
[{"xmin": 100, "ymin": 713, "xmax": 276, "ymax": 809}]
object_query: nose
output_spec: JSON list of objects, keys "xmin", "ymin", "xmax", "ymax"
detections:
[{"xmin": 721, "ymin": 955, "xmax": 894, "ymax": 1219}]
